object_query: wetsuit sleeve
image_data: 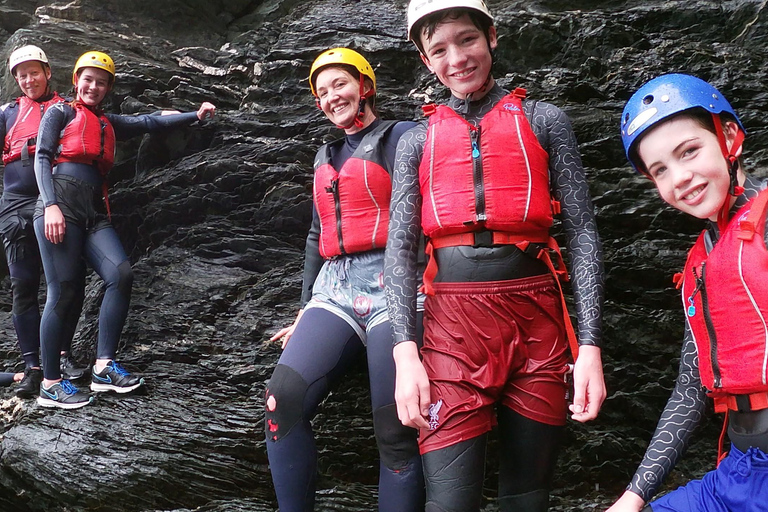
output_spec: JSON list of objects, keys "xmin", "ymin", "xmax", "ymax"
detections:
[
  {"xmin": 106, "ymin": 111, "xmax": 201, "ymax": 141},
  {"xmin": 34, "ymin": 103, "xmax": 75, "ymax": 207},
  {"xmin": 384, "ymin": 123, "xmax": 426, "ymax": 345},
  {"xmin": 300, "ymin": 206, "xmax": 323, "ymax": 307},
  {"xmin": 533, "ymin": 102, "xmax": 605, "ymax": 347},
  {"xmin": 626, "ymin": 324, "xmax": 707, "ymax": 502}
]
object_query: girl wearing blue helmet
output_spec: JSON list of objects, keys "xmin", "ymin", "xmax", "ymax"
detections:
[{"xmin": 608, "ymin": 74, "xmax": 768, "ymax": 512}]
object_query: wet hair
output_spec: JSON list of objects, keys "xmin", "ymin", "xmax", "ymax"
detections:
[
  {"xmin": 632, "ymin": 108, "xmax": 742, "ymax": 174},
  {"xmin": 412, "ymin": 8, "xmax": 494, "ymax": 56},
  {"xmin": 312, "ymin": 63, "xmax": 377, "ymax": 115}
]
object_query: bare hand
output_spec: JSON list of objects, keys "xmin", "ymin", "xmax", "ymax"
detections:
[
  {"xmin": 197, "ymin": 102, "xmax": 216, "ymax": 121},
  {"xmin": 393, "ymin": 341, "xmax": 430, "ymax": 429},
  {"xmin": 569, "ymin": 345, "xmax": 606, "ymax": 422},
  {"xmin": 44, "ymin": 205, "xmax": 66, "ymax": 244},
  {"xmin": 269, "ymin": 309, "xmax": 304, "ymax": 349},
  {"xmin": 605, "ymin": 490, "xmax": 645, "ymax": 512}
]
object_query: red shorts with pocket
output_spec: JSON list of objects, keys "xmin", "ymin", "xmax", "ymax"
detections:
[{"xmin": 418, "ymin": 274, "xmax": 570, "ymax": 454}]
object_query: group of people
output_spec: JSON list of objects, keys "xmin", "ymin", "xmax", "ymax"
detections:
[
  {"xmin": 1, "ymin": 45, "xmax": 215, "ymax": 408},
  {"xmin": 265, "ymin": 0, "xmax": 768, "ymax": 511},
  {"xmin": 2, "ymin": 0, "xmax": 766, "ymax": 510}
]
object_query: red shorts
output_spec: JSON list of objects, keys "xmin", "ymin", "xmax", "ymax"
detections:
[{"xmin": 419, "ymin": 275, "xmax": 569, "ymax": 454}]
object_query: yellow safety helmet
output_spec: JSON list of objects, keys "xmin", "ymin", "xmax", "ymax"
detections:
[
  {"xmin": 309, "ymin": 47, "xmax": 376, "ymax": 97},
  {"xmin": 407, "ymin": 0, "xmax": 493, "ymax": 42},
  {"xmin": 72, "ymin": 51, "xmax": 115, "ymax": 85},
  {"xmin": 8, "ymin": 45, "xmax": 49, "ymax": 74}
]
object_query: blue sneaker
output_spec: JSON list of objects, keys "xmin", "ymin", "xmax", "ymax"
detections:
[
  {"xmin": 91, "ymin": 361, "xmax": 145, "ymax": 393},
  {"xmin": 37, "ymin": 380, "xmax": 93, "ymax": 409}
]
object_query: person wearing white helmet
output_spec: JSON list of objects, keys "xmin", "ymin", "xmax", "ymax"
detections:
[
  {"xmin": 383, "ymin": 1, "xmax": 606, "ymax": 510},
  {"xmin": 1, "ymin": 45, "xmax": 89, "ymax": 399},
  {"xmin": 265, "ymin": 47, "xmax": 425, "ymax": 512},
  {"xmin": 606, "ymin": 75, "xmax": 768, "ymax": 512},
  {"xmin": 32, "ymin": 50, "xmax": 216, "ymax": 408}
]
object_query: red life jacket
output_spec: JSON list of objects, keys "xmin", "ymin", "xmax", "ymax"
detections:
[
  {"xmin": 313, "ymin": 121, "xmax": 396, "ymax": 258},
  {"xmin": 418, "ymin": 89, "xmax": 553, "ymax": 241},
  {"xmin": 56, "ymin": 102, "xmax": 115, "ymax": 175},
  {"xmin": 2, "ymin": 92, "xmax": 64, "ymax": 165},
  {"xmin": 679, "ymin": 188, "xmax": 768, "ymax": 407}
]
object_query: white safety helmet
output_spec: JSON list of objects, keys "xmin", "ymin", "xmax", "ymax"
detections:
[
  {"xmin": 8, "ymin": 45, "xmax": 49, "ymax": 75},
  {"xmin": 407, "ymin": 0, "xmax": 493, "ymax": 42}
]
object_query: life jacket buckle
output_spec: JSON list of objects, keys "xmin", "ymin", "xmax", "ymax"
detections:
[
  {"xmin": 738, "ymin": 220, "xmax": 755, "ymax": 241},
  {"xmin": 472, "ymin": 230, "xmax": 494, "ymax": 248},
  {"xmin": 422, "ymin": 104, "xmax": 437, "ymax": 117}
]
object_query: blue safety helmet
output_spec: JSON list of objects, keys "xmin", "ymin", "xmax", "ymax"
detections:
[{"xmin": 620, "ymin": 74, "xmax": 745, "ymax": 173}]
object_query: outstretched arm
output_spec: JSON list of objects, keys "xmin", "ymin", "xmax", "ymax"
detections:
[{"xmin": 108, "ymin": 101, "xmax": 216, "ymax": 140}]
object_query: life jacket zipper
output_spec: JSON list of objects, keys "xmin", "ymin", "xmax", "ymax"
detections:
[
  {"xmin": 697, "ymin": 263, "xmax": 722, "ymax": 388},
  {"xmin": 326, "ymin": 178, "xmax": 345, "ymax": 255},
  {"xmin": 469, "ymin": 126, "xmax": 486, "ymax": 223}
]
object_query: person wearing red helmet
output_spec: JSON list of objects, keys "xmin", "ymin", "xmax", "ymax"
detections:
[
  {"xmin": 264, "ymin": 47, "xmax": 425, "ymax": 511},
  {"xmin": 33, "ymin": 50, "xmax": 215, "ymax": 409},
  {"xmin": 384, "ymin": 1, "xmax": 606, "ymax": 510},
  {"xmin": 1, "ymin": 45, "xmax": 88, "ymax": 398},
  {"xmin": 607, "ymin": 74, "xmax": 768, "ymax": 512}
]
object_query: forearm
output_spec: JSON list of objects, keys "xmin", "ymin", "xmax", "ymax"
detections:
[{"xmin": 109, "ymin": 111, "xmax": 200, "ymax": 140}]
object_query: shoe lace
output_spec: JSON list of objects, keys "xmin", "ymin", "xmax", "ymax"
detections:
[
  {"xmin": 60, "ymin": 379, "xmax": 79, "ymax": 395},
  {"xmin": 110, "ymin": 362, "xmax": 130, "ymax": 376}
]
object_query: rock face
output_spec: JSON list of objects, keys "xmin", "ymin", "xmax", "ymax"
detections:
[{"xmin": 1, "ymin": 0, "xmax": 767, "ymax": 510}]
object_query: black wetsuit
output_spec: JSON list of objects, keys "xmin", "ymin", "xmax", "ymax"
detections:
[
  {"xmin": 384, "ymin": 84, "xmax": 604, "ymax": 512},
  {"xmin": 0, "ymin": 94, "xmax": 84, "ymax": 369},
  {"xmin": 628, "ymin": 174, "xmax": 768, "ymax": 508},
  {"xmin": 34, "ymin": 102, "xmax": 201, "ymax": 381},
  {"xmin": 265, "ymin": 119, "xmax": 426, "ymax": 512}
]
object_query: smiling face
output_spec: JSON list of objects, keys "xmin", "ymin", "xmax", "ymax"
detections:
[
  {"xmin": 13, "ymin": 61, "xmax": 51, "ymax": 101},
  {"xmin": 75, "ymin": 67, "xmax": 111, "ymax": 107},
  {"xmin": 637, "ymin": 115, "xmax": 744, "ymax": 221},
  {"xmin": 314, "ymin": 66, "xmax": 374, "ymax": 134},
  {"xmin": 418, "ymin": 12, "xmax": 496, "ymax": 100}
]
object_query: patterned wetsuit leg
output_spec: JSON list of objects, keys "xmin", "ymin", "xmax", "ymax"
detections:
[{"xmin": 265, "ymin": 308, "xmax": 365, "ymax": 512}]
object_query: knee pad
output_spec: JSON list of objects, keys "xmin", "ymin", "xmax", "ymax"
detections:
[
  {"xmin": 264, "ymin": 364, "xmax": 309, "ymax": 442},
  {"xmin": 498, "ymin": 489, "xmax": 549, "ymax": 512},
  {"xmin": 10, "ymin": 278, "xmax": 38, "ymax": 315},
  {"xmin": 423, "ymin": 437, "xmax": 486, "ymax": 512},
  {"xmin": 53, "ymin": 280, "xmax": 80, "ymax": 318},
  {"xmin": 116, "ymin": 260, "xmax": 134, "ymax": 294},
  {"xmin": 373, "ymin": 403, "xmax": 420, "ymax": 471}
]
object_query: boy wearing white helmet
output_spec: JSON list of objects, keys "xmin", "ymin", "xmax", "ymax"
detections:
[
  {"xmin": 1, "ymin": 45, "xmax": 88, "ymax": 398},
  {"xmin": 607, "ymin": 75, "xmax": 768, "ymax": 512},
  {"xmin": 384, "ymin": 1, "xmax": 606, "ymax": 510}
]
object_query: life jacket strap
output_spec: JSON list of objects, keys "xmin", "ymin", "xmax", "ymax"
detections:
[
  {"xmin": 421, "ymin": 232, "xmax": 578, "ymax": 360},
  {"xmin": 714, "ymin": 391, "xmax": 768, "ymax": 414}
]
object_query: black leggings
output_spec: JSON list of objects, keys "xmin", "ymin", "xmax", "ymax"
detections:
[
  {"xmin": 422, "ymin": 407, "xmax": 563, "ymax": 512},
  {"xmin": 35, "ymin": 220, "xmax": 133, "ymax": 380},
  {"xmin": 265, "ymin": 308, "xmax": 424, "ymax": 512}
]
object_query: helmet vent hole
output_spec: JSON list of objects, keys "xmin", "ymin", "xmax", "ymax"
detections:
[
  {"xmin": 624, "ymin": 113, "xmax": 629, "ymax": 123},
  {"xmin": 642, "ymin": 94, "xmax": 654, "ymax": 105}
]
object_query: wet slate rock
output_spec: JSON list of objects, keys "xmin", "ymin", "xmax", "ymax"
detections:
[{"xmin": 1, "ymin": 0, "xmax": 768, "ymax": 510}]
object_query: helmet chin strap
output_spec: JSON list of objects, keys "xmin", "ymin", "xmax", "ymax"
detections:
[
  {"xmin": 315, "ymin": 72, "xmax": 374, "ymax": 131},
  {"xmin": 712, "ymin": 113, "xmax": 746, "ymax": 231}
]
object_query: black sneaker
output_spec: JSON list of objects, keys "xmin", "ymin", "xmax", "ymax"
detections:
[
  {"xmin": 60, "ymin": 355, "xmax": 87, "ymax": 381},
  {"xmin": 37, "ymin": 380, "xmax": 93, "ymax": 409},
  {"xmin": 15, "ymin": 367, "xmax": 43, "ymax": 399},
  {"xmin": 90, "ymin": 361, "xmax": 145, "ymax": 393}
]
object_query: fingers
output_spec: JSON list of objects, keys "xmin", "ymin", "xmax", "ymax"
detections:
[
  {"xmin": 268, "ymin": 327, "xmax": 289, "ymax": 343},
  {"xmin": 45, "ymin": 222, "xmax": 65, "ymax": 244},
  {"xmin": 198, "ymin": 102, "xmax": 216, "ymax": 120}
]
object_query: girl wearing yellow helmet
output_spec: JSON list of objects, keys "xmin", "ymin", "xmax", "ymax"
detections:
[
  {"xmin": 265, "ymin": 47, "xmax": 425, "ymax": 511},
  {"xmin": 32, "ymin": 50, "xmax": 216, "ymax": 409}
]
